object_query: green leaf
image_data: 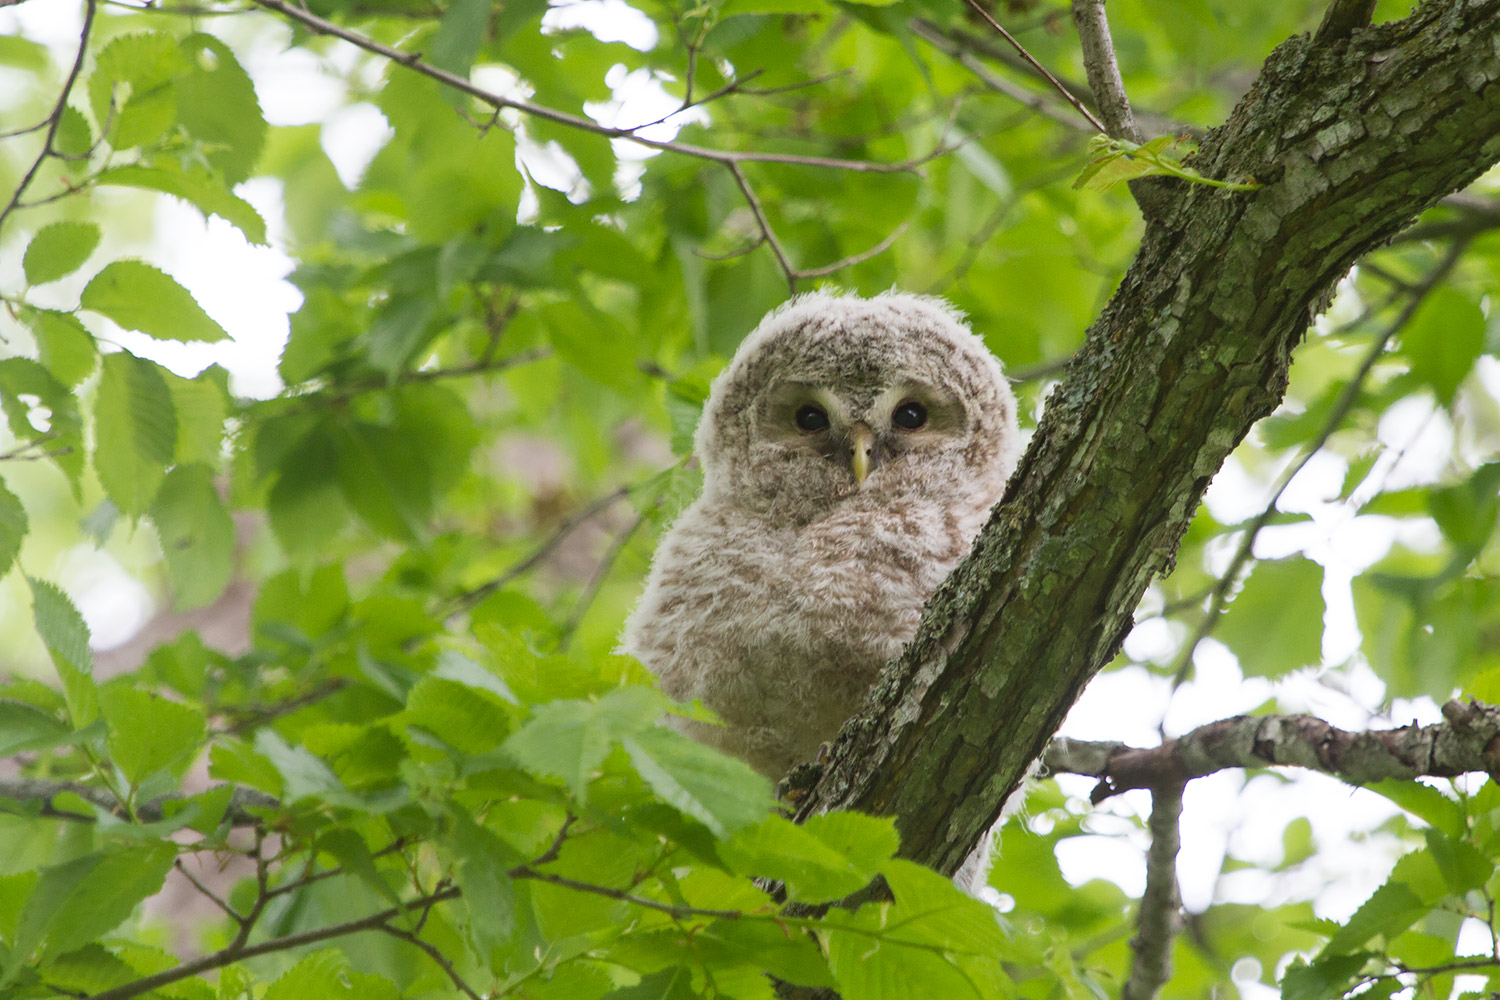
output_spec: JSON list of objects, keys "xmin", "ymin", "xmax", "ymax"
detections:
[
  {"xmin": 722, "ymin": 815, "xmax": 876, "ymax": 902},
  {"xmin": 1422, "ymin": 828, "xmax": 1491, "ymax": 895},
  {"xmin": 1322, "ymin": 880, "xmax": 1426, "ymax": 955},
  {"xmin": 4, "ymin": 842, "xmax": 176, "ymax": 980},
  {"xmin": 621, "ymin": 727, "xmax": 774, "ymax": 837},
  {"xmin": 97, "ymin": 164, "xmax": 267, "ymax": 245},
  {"xmin": 150, "ymin": 463, "xmax": 235, "ymax": 610},
  {"xmin": 603, "ymin": 968, "xmax": 698, "ymax": 1000},
  {"xmin": 404, "ymin": 675, "xmax": 515, "ymax": 754},
  {"xmin": 501, "ymin": 686, "xmax": 662, "ymax": 797},
  {"xmin": 0, "ymin": 700, "xmax": 71, "ymax": 757},
  {"xmin": 98, "ymin": 685, "xmax": 207, "ymax": 786},
  {"xmin": 94, "ymin": 352, "xmax": 178, "ymax": 516},
  {"xmin": 27, "ymin": 577, "xmax": 96, "ymax": 727},
  {"xmin": 1281, "ymin": 954, "xmax": 1371, "ymax": 1000},
  {"xmin": 175, "ymin": 33, "xmax": 267, "ymax": 186},
  {"xmin": 82, "ymin": 260, "xmax": 228, "ymax": 343},
  {"xmin": 430, "ymin": 0, "xmax": 491, "ymax": 78},
  {"xmin": 1400, "ymin": 286, "xmax": 1484, "ymax": 407},
  {"xmin": 208, "ymin": 738, "xmax": 283, "ymax": 797},
  {"xmin": 22, "ymin": 222, "xmax": 101, "ymax": 285},
  {"xmin": 1363, "ymin": 780, "xmax": 1465, "ymax": 839},
  {"xmin": 0, "ymin": 479, "xmax": 25, "ymax": 573},
  {"xmin": 21, "ymin": 307, "xmax": 97, "ymax": 387},
  {"xmin": 165, "ymin": 370, "xmax": 227, "ymax": 465},
  {"xmin": 1214, "ymin": 557, "xmax": 1325, "ymax": 677},
  {"xmin": 0, "ymin": 357, "xmax": 86, "ymax": 487},
  {"xmin": 447, "ymin": 815, "xmax": 518, "ymax": 955},
  {"xmin": 87, "ymin": 32, "xmax": 187, "ymax": 150},
  {"xmin": 264, "ymin": 949, "xmax": 400, "ymax": 1000}
]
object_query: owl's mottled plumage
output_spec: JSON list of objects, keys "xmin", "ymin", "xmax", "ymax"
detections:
[{"xmin": 622, "ymin": 291, "xmax": 1021, "ymax": 778}]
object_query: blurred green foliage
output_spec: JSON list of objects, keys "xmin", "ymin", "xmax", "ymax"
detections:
[{"xmin": 0, "ymin": 0, "xmax": 1498, "ymax": 996}]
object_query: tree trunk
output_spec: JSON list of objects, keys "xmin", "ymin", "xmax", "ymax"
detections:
[{"xmin": 797, "ymin": 0, "xmax": 1500, "ymax": 877}]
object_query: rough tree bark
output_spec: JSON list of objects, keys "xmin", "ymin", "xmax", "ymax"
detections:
[{"xmin": 797, "ymin": 0, "xmax": 1500, "ymax": 877}]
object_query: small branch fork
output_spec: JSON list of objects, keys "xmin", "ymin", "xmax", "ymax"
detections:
[
  {"xmin": 246, "ymin": 0, "xmax": 945, "ymax": 291},
  {"xmin": 0, "ymin": 0, "xmax": 98, "ymax": 237}
]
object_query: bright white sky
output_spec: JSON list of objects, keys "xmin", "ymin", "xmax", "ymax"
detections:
[{"xmin": 6, "ymin": 2, "xmax": 1500, "ymax": 985}]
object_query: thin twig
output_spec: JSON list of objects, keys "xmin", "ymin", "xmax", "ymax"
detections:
[
  {"xmin": 454, "ymin": 483, "xmax": 636, "ymax": 610},
  {"xmin": 911, "ymin": 20, "xmax": 1093, "ymax": 133},
  {"xmin": 1070, "ymin": 0, "xmax": 1143, "ymax": 142},
  {"xmin": 0, "ymin": 0, "xmax": 97, "ymax": 237},
  {"xmin": 1121, "ymin": 784, "xmax": 1183, "ymax": 1000},
  {"xmin": 1165, "ymin": 238, "xmax": 1471, "ymax": 690},
  {"xmin": 794, "ymin": 221, "xmax": 910, "ymax": 279},
  {"xmin": 248, "ymin": 0, "xmax": 943, "ymax": 175},
  {"xmin": 173, "ymin": 859, "xmax": 243, "ymax": 923},
  {"xmin": 730, "ymin": 161, "xmax": 799, "ymax": 292},
  {"xmin": 377, "ymin": 924, "xmax": 483, "ymax": 999},
  {"xmin": 959, "ymin": 0, "xmax": 1106, "ymax": 133},
  {"xmin": 558, "ymin": 509, "xmax": 649, "ymax": 649}
]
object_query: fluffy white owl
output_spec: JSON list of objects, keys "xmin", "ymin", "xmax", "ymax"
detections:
[{"xmin": 622, "ymin": 290, "xmax": 1021, "ymax": 778}]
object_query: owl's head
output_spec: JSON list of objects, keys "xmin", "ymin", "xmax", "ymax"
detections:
[{"xmin": 696, "ymin": 290, "xmax": 1021, "ymax": 521}]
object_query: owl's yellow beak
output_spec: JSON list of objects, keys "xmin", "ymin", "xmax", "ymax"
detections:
[{"xmin": 850, "ymin": 425, "xmax": 876, "ymax": 485}]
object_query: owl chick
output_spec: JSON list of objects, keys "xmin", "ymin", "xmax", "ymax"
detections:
[{"xmin": 622, "ymin": 290, "xmax": 1021, "ymax": 778}]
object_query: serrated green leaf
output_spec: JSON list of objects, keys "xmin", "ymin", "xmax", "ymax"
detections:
[
  {"xmin": 97, "ymin": 164, "xmax": 267, "ymax": 245},
  {"xmin": 1363, "ymin": 780, "xmax": 1465, "ymax": 839},
  {"xmin": 621, "ymin": 726, "xmax": 774, "ymax": 837},
  {"xmin": 87, "ymin": 32, "xmax": 187, "ymax": 150},
  {"xmin": 0, "ymin": 479, "xmax": 25, "ymax": 573},
  {"xmin": 502, "ymin": 686, "xmax": 662, "ymax": 797},
  {"xmin": 98, "ymin": 685, "xmax": 206, "ymax": 787},
  {"xmin": 164, "ymin": 370, "xmax": 227, "ymax": 465},
  {"xmin": 721, "ymin": 815, "xmax": 873, "ymax": 902},
  {"xmin": 27, "ymin": 577, "xmax": 96, "ymax": 727},
  {"xmin": 447, "ymin": 814, "xmax": 518, "ymax": 955},
  {"xmin": 208, "ymin": 738, "xmax": 282, "ymax": 797},
  {"xmin": 21, "ymin": 307, "xmax": 97, "ymax": 387},
  {"xmin": 264, "ymin": 949, "xmax": 400, "ymax": 1000},
  {"xmin": 175, "ymin": 33, "xmax": 267, "ymax": 186},
  {"xmin": 0, "ymin": 700, "xmax": 70, "ymax": 757},
  {"xmin": 1322, "ymin": 880, "xmax": 1426, "ymax": 955},
  {"xmin": 1215, "ymin": 557, "xmax": 1325, "ymax": 677},
  {"xmin": 94, "ymin": 351, "xmax": 178, "ymax": 515},
  {"xmin": 404, "ymin": 675, "xmax": 515, "ymax": 754},
  {"xmin": 22, "ymin": 221, "xmax": 100, "ymax": 285},
  {"xmin": 82, "ymin": 261, "xmax": 228, "ymax": 343},
  {"xmin": 4, "ymin": 842, "xmax": 175, "ymax": 980},
  {"xmin": 0, "ymin": 357, "xmax": 86, "ymax": 487},
  {"xmin": 1281, "ymin": 954, "xmax": 1371, "ymax": 1000},
  {"xmin": 150, "ymin": 463, "xmax": 234, "ymax": 610}
]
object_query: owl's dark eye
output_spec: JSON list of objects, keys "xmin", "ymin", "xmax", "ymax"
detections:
[
  {"xmin": 795, "ymin": 404, "xmax": 829, "ymax": 432},
  {"xmin": 892, "ymin": 400, "xmax": 928, "ymax": 430}
]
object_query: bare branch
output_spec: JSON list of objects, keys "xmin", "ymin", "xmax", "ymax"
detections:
[
  {"xmin": 793, "ymin": 221, "xmax": 910, "ymax": 279},
  {"xmin": 248, "ymin": 0, "xmax": 942, "ymax": 175},
  {"xmin": 1121, "ymin": 784, "xmax": 1183, "ymax": 1000},
  {"xmin": 1045, "ymin": 699, "xmax": 1500, "ymax": 802},
  {"xmin": 958, "ymin": 0, "xmax": 1106, "ymax": 134},
  {"xmin": 730, "ymin": 161, "xmax": 800, "ymax": 292},
  {"xmin": 453, "ymin": 482, "xmax": 636, "ymax": 610},
  {"xmin": 0, "ymin": 778, "xmax": 277, "ymax": 826},
  {"xmin": 911, "ymin": 20, "xmax": 1095, "ymax": 133},
  {"xmin": 0, "ymin": 0, "xmax": 97, "ymax": 237}
]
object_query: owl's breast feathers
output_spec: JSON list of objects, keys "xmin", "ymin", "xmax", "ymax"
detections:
[{"xmin": 621, "ymin": 495, "xmax": 986, "ymax": 776}]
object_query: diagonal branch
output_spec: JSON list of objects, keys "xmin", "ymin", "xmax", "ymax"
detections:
[
  {"xmin": 959, "ymin": 0, "xmax": 1105, "ymax": 133},
  {"xmin": 0, "ymin": 0, "xmax": 97, "ymax": 237},
  {"xmin": 248, "ymin": 0, "xmax": 944, "ymax": 175}
]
